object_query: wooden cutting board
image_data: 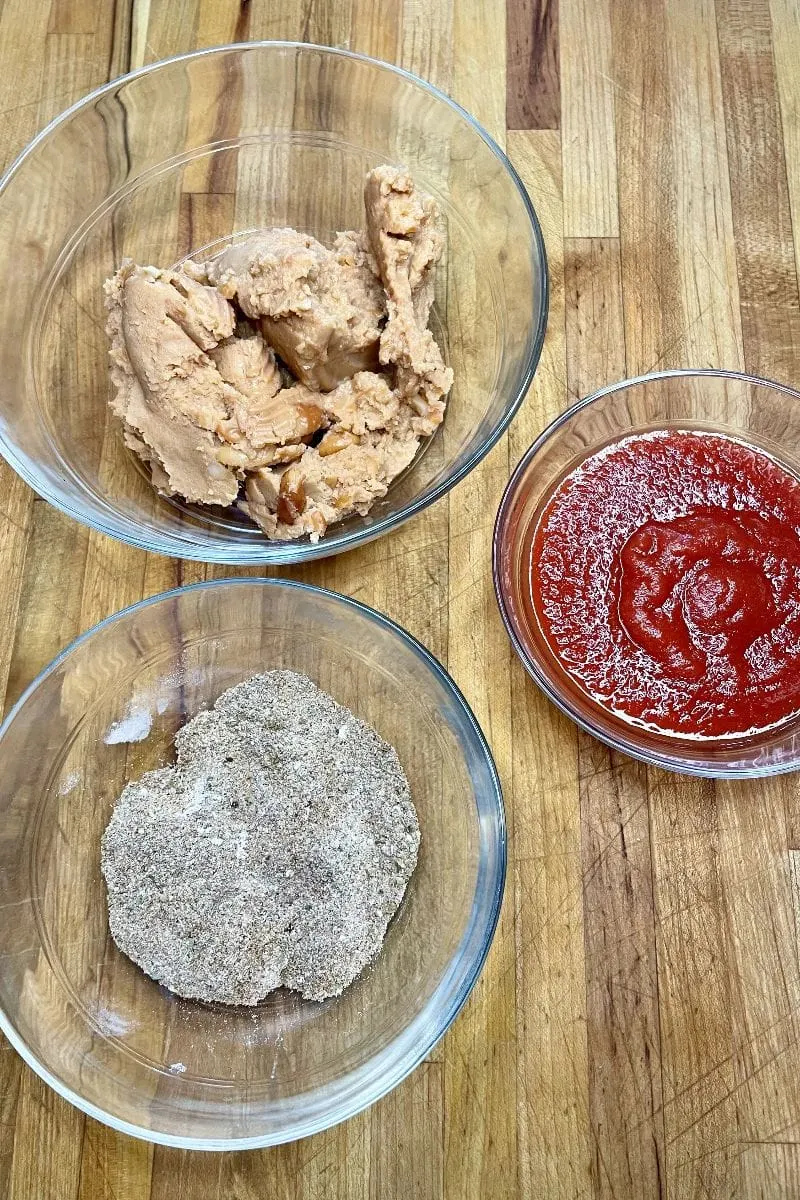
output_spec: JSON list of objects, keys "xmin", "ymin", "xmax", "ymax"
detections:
[{"xmin": 1, "ymin": 0, "xmax": 799, "ymax": 1196}]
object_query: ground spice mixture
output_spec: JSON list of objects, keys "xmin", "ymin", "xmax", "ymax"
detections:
[{"xmin": 101, "ymin": 671, "xmax": 420, "ymax": 1004}]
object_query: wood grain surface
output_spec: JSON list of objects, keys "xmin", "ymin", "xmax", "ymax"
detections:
[{"xmin": 1, "ymin": 0, "xmax": 800, "ymax": 1196}]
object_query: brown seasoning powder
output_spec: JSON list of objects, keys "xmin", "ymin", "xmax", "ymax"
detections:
[{"xmin": 101, "ymin": 672, "xmax": 420, "ymax": 1004}]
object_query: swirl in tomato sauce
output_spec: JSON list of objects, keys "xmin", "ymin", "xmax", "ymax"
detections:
[{"xmin": 529, "ymin": 430, "xmax": 800, "ymax": 739}]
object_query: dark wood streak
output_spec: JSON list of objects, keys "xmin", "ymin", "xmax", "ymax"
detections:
[
  {"xmin": 579, "ymin": 732, "xmax": 666, "ymax": 1200},
  {"xmin": 507, "ymin": 0, "xmax": 560, "ymax": 130}
]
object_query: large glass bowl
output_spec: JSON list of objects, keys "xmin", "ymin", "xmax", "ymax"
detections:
[
  {"xmin": 494, "ymin": 369, "xmax": 800, "ymax": 778},
  {"xmin": 0, "ymin": 579, "xmax": 505, "ymax": 1147},
  {"xmin": 0, "ymin": 43, "xmax": 547, "ymax": 563}
]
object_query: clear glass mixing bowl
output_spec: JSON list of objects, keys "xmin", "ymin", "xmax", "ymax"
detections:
[
  {"xmin": 0, "ymin": 579, "xmax": 505, "ymax": 1146},
  {"xmin": 494, "ymin": 369, "xmax": 800, "ymax": 778},
  {"xmin": 0, "ymin": 43, "xmax": 547, "ymax": 563}
]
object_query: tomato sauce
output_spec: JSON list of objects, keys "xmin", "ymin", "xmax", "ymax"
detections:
[{"xmin": 528, "ymin": 430, "xmax": 800, "ymax": 739}]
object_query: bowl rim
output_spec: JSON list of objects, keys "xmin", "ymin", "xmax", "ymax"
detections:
[
  {"xmin": 493, "ymin": 366, "xmax": 800, "ymax": 779},
  {"xmin": 0, "ymin": 576, "xmax": 507, "ymax": 1148},
  {"xmin": 0, "ymin": 40, "xmax": 549, "ymax": 565}
]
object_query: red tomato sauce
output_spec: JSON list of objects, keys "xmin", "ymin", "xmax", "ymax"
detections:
[{"xmin": 528, "ymin": 430, "xmax": 800, "ymax": 739}]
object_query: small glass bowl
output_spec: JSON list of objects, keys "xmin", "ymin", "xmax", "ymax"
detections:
[
  {"xmin": 0, "ymin": 579, "xmax": 505, "ymax": 1147},
  {"xmin": 0, "ymin": 43, "xmax": 547, "ymax": 563},
  {"xmin": 494, "ymin": 369, "xmax": 800, "ymax": 778}
]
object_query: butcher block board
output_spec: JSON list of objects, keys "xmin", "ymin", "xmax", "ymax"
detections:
[{"xmin": 1, "ymin": 0, "xmax": 800, "ymax": 1196}]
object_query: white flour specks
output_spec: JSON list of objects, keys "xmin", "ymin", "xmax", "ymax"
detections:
[{"xmin": 104, "ymin": 705, "xmax": 152, "ymax": 745}]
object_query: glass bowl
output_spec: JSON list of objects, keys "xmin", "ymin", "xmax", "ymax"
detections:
[
  {"xmin": 0, "ymin": 579, "xmax": 505, "ymax": 1147},
  {"xmin": 494, "ymin": 368, "xmax": 800, "ymax": 778},
  {"xmin": 0, "ymin": 42, "xmax": 547, "ymax": 564}
]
